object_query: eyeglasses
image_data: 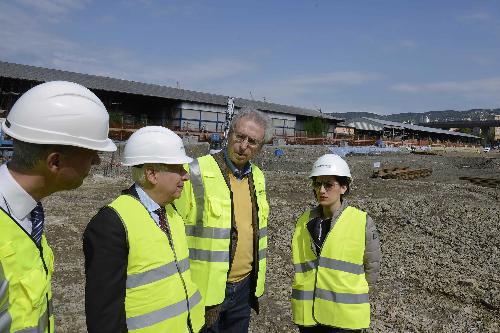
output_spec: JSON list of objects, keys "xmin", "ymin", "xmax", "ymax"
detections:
[
  {"xmin": 312, "ymin": 180, "xmax": 340, "ymax": 191},
  {"xmin": 233, "ymin": 133, "xmax": 262, "ymax": 148}
]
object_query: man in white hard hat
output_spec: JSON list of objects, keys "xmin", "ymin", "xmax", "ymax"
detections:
[
  {"xmin": 0, "ymin": 81, "xmax": 116, "ymax": 333},
  {"xmin": 83, "ymin": 126, "xmax": 205, "ymax": 333},
  {"xmin": 175, "ymin": 107, "xmax": 272, "ymax": 333}
]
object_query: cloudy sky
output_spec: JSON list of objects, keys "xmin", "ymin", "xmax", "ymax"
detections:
[{"xmin": 1, "ymin": 0, "xmax": 500, "ymax": 114}]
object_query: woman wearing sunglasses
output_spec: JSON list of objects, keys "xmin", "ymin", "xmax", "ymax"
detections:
[{"xmin": 291, "ymin": 154, "xmax": 381, "ymax": 332}]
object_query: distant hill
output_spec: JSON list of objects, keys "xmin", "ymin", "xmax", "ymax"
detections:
[{"xmin": 327, "ymin": 108, "xmax": 500, "ymax": 124}]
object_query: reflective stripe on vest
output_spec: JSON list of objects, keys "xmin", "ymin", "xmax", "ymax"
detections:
[
  {"xmin": 292, "ymin": 289, "xmax": 369, "ymax": 304},
  {"xmin": 108, "ymin": 196, "xmax": 205, "ymax": 333},
  {"xmin": 185, "ymin": 155, "xmax": 269, "ymax": 306},
  {"xmin": 0, "ymin": 209, "xmax": 54, "ymax": 333},
  {"xmin": 291, "ymin": 206, "xmax": 370, "ymax": 329},
  {"xmin": 189, "ymin": 159, "xmax": 205, "ymax": 226},
  {"xmin": 126, "ymin": 258, "xmax": 190, "ymax": 289},
  {"xmin": 127, "ymin": 291, "xmax": 202, "ymax": 330}
]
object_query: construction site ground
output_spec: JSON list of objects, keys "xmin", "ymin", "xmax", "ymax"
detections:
[{"xmin": 43, "ymin": 145, "xmax": 500, "ymax": 332}]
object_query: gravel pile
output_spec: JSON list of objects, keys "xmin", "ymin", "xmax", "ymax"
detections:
[{"xmin": 43, "ymin": 145, "xmax": 499, "ymax": 332}]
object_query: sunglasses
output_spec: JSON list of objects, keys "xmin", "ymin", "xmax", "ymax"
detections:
[{"xmin": 312, "ymin": 180, "xmax": 340, "ymax": 191}]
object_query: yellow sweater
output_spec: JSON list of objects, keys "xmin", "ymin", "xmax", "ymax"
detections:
[{"xmin": 227, "ymin": 173, "xmax": 254, "ymax": 282}]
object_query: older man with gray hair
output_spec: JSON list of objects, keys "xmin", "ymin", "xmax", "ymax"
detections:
[
  {"xmin": 84, "ymin": 126, "xmax": 205, "ymax": 333},
  {"xmin": 175, "ymin": 107, "xmax": 273, "ymax": 333}
]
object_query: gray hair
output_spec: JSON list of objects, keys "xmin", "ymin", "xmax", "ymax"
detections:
[
  {"xmin": 131, "ymin": 163, "xmax": 170, "ymax": 187},
  {"xmin": 229, "ymin": 107, "xmax": 273, "ymax": 144},
  {"xmin": 10, "ymin": 139, "xmax": 80, "ymax": 171}
]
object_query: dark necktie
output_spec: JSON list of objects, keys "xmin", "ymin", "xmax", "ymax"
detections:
[
  {"xmin": 154, "ymin": 207, "xmax": 170, "ymax": 235},
  {"xmin": 31, "ymin": 201, "xmax": 44, "ymax": 245}
]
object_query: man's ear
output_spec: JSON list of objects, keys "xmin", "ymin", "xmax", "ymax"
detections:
[
  {"xmin": 46, "ymin": 152, "xmax": 61, "ymax": 173},
  {"xmin": 145, "ymin": 167, "xmax": 158, "ymax": 185}
]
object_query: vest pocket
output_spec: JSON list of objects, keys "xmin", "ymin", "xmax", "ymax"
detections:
[
  {"xmin": 19, "ymin": 267, "xmax": 48, "ymax": 308},
  {"xmin": 0, "ymin": 241, "xmax": 15, "ymax": 259},
  {"xmin": 207, "ymin": 197, "xmax": 223, "ymax": 218}
]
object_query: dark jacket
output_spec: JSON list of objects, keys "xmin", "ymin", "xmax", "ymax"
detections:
[{"xmin": 83, "ymin": 186, "xmax": 135, "ymax": 333}]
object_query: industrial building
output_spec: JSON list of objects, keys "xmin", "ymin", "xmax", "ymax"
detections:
[
  {"xmin": 0, "ymin": 61, "xmax": 343, "ymax": 143},
  {"xmin": 347, "ymin": 117, "xmax": 481, "ymax": 145}
]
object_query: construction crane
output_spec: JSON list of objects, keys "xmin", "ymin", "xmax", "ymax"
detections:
[
  {"xmin": 209, "ymin": 97, "xmax": 235, "ymax": 154},
  {"xmin": 222, "ymin": 97, "xmax": 235, "ymax": 147},
  {"xmin": 0, "ymin": 119, "xmax": 13, "ymax": 160}
]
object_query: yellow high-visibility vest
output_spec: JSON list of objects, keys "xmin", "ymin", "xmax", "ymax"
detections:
[
  {"xmin": 0, "ymin": 208, "xmax": 54, "ymax": 333},
  {"xmin": 175, "ymin": 155, "xmax": 269, "ymax": 306},
  {"xmin": 108, "ymin": 195, "xmax": 205, "ymax": 332},
  {"xmin": 291, "ymin": 206, "xmax": 370, "ymax": 329}
]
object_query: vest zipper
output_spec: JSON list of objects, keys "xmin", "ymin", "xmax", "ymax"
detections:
[
  {"xmin": 162, "ymin": 215, "xmax": 194, "ymax": 332},
  {"xmin": 307, "ymin": 216, "xmax": 336, "ymax": 326},
  {"xmin": 227, "ymin": 190, "xmax": 235, "ymax": 277},
  {"xmin": 250, "ymin": 173, "xmax": 259, "ymax": 302},
  {"xmin": 38, "ymin": 244, "xmax": 51, "ymax": 333}
]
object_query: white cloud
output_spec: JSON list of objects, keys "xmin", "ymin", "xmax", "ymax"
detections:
[
  {"xmin": 287, "ymin": 71, "xmax": 382, "ymax": 86},
  {"xmin": 0, "ymin": 1, "xmax": 254, "ymax": 88},
  {"xmin": 390, "ymin": 83, "xmax": 421, "ymax": 93},
  {"xmin": 427, "ymin": 78, "xmax": 500, "ymax": 92},
  {"xmin": 196, "ymin": 71, "xmax": 385, "ymax": 112},
  {"xmin": 17, "ymin": 0, "xmax": 90, "ymax": 14},
  {"xmin": 166, "ymin": 59, "xmax": 255, "ymax": 83},
  {"xmin": 457, "ymin": 11, "xmax": 490, "ymax": 22},
  {"xmin": 399, "ymin": 40, "xmax": 417, "ymax": 49},
  {"xmin": 391, "ymin": 77, "xmax": 500, "ymax": 94}
]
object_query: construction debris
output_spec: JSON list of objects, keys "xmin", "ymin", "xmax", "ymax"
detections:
[
  {"xmin": 459, "ymin": 176, "xmax": 500, "ymax": 188},
  {"xmin": 410, "ymin": 150, "xmax": 437, "ymax": 156},
  {"xmin": 372, "ymin": 166, "xmax": 433, "ymax": 179},
  {"xmin": 45, "ymin": 147, "xmax": 500, "ymax": 332}
]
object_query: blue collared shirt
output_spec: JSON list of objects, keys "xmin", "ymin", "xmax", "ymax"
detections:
[
  {"xmin": 134, "ymin": 184, "xmax": 161, "ymax": 226},
  {"xmin": 223, "ymin": 148, "xmax": 252, "ymax": 180}
]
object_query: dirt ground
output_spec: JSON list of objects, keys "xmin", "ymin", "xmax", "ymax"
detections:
[{"xmin": 43, "ymin": 145, "xmax": 500, "ymax": 332}]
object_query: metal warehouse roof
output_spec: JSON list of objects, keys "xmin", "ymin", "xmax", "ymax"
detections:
[
  {"xmin": 0, "ymin": 60, "xmax": 342, "ymax": 121},
  {"xmin": 347, "ymin": 118, "xmax": 384, "ymax": 131},
  {"xmin": 363, "ymin": 117, "xmax": 481, "ymax": 139}
]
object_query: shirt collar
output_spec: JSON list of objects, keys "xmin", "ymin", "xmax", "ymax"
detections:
[
  {"xmin": 134, "ymin": 183, "xmax": 161, "ymax": 213},
  {"xmin": 0, "ymin": 164, "xmax": 37, "ymax": 220},
  {"xmin": 223, "ymin": 148, "xmax": 252, "ymax": 180}
]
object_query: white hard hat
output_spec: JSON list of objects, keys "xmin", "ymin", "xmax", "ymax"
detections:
[
  {"xmin": 1, "ymin": 81, "xmax": 116, "ymax": 152},
  {"xmin": 122, "ymin": 126, "xmax": 193, "ymax": 166},
  {"xmin": 309, "ymin": 154, "xmax": 352, "ymax": 180}
]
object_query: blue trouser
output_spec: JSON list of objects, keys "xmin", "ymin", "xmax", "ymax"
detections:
[{"xmin": 207, "ymin": 275, "xmax": 252, "ymax": 333}]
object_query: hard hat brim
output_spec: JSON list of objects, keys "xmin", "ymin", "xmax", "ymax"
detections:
[
  {"xmin": 121, "ymin": 155, "xmax": 193, "ymax": 167},
  {"xmin": 2, "ymin": 122, "xmax": 117, "ymax": 152}
]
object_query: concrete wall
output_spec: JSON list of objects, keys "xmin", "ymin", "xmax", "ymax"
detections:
[
  {"xmin": 267, "ymin": 111, "xmax": 296, "ymax": 137},
  {"xmin": 173, "ymin": 102, "xmax": 226, "ymax": 132}
]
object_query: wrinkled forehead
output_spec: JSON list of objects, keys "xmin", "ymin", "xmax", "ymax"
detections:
[{"xmin": 234, "ymin": 117, "xmax": 265, "ymax": 138}]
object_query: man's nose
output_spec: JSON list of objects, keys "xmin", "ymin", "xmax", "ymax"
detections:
[
  {"xmin": 239, "ymin": 138, "xmax": 250, "ymax": 150},
  {"xmin": 181, "ymin": 168, "xmax": 189, "ymax": 181}
]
